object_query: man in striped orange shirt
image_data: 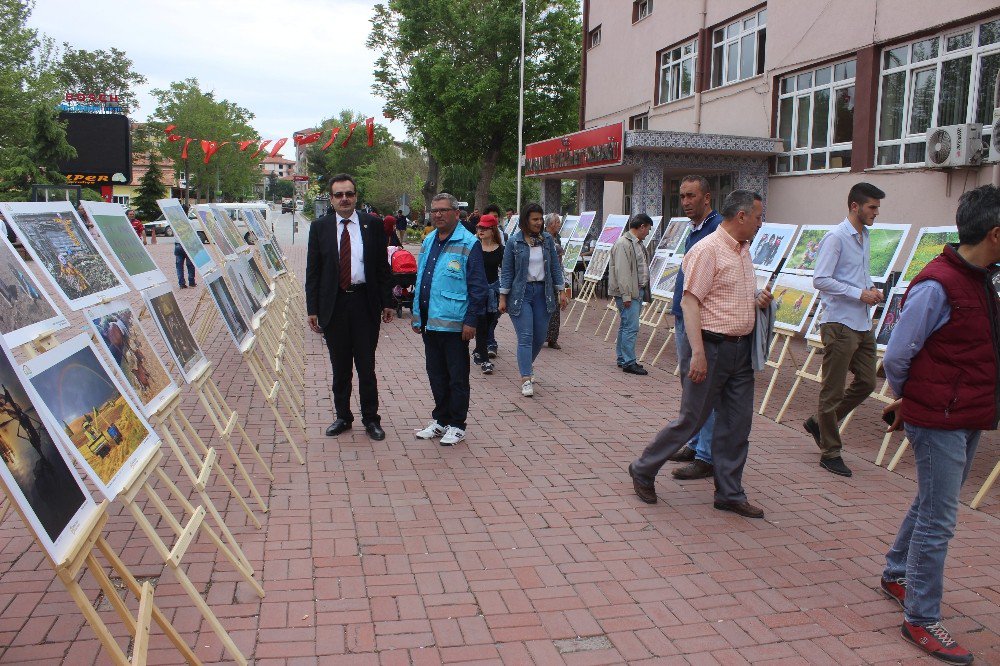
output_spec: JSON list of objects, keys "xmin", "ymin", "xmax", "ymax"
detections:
[{"xmin": 629, "ymin": 190, "xmax": 772, "ymax": 518}]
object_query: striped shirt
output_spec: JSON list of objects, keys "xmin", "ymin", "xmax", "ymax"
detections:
[{"xmin": 681, "ymin": 225, "xmax": 756, "ymax": 336}]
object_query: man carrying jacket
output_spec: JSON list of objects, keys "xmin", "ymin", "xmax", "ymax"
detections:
[
  {"xmin": 609, "ymin": 214, "xmax": 653, "ymax": 375},
  {"xmin": 879, "ymin": 185, "xmax": 1000, "ymax": 665},
  {"xmin": 412, "ymin": 192, "xmax": 488, "ymax": 446}
]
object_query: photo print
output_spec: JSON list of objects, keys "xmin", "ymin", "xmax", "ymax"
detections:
[
  {"xmin": 86, "ymin": 301, "xmax": 175, "ymax": 415},
  {"xmin": 644, "ymin": 216, "xmax": 663, "ymax": 250},
  {"xmin": 657, "ymin": 217, "xmax": 690, "ymax": 254},
  {"xmin": 651, "ymin": 258, "xmax": 682, "ymax": 299},
  {"xmin": 647, "ymin": 253, "xmax": 669, "ymax": 293},
  {"xmin": 0, "ymin": 335, "xmax": 96, "ymax": 564},
  {"xmin": 771, "ymin": 273, "xmax": 819, "ymax": 332},
  {"xmin": 23, "ymin": 334, "xmax": 158, "ymax": 500},
  {"xmin": 0, "ymin": 232, "xmax": 68, "ymax": 348},
  {"xmin": 142, "ymin": 284, "xmax": 209, "ymax": 384},
  {"xmin": 209, "ymin": 205, "xmax": 250, "ymax": 253},
  {"xmin": 559, "ymin": 215, "xmax": 579, "ymax": 240},
  {"xmin": 672, "ymin": 225, "xmax": 693, "ymax": 257},
  {"xmin": 259, "ymin": 241, "xmax": 286, "ymax": 276},
  {"xmin": 504, "ymin": 214, "xmax": 520, "ymax": 237},
  {"xmin": 900, "ymin": 226, "xmax": 959, "ymax": 283},
  {"xmin": 82, "ymin": 201, "xmax": 166, "ymax": 291},
  {"xmin": 783, "ymin": 225, "xmax": 834, "ymax": 275},
  {"xmin": 562, "ymin": 240, "xmax": 584, "ymax": 273},
  {"xmin": 156, "ymin": 198, "xmax": 215, "ymax": 273},
  {"xmin": 596, "ymin": 214, "xmax": 629, "ymax": 248},
  {"xmin": 868, "ymin": 224, "xmax": 910, "ymax": 283},
  {"xmin": 572, "ymin": 211, "xmax": 595, "ymax": 242},
  {"xmin": 196, "ymin": 206, "xmax": 235, "ymax": 257},
  {"xmin": 875, "ymin": 288, "xmax": 906, "ymax": 350},
  {"xmin": 242, "ymin": 207, "xmax": 270, "ymax": 243},
  {"xmin": 226, "ymin": 261, "xmax": 263, "ymax": 322},
  {"xmin": 584, "ymin": 248, "xmax": 612, "ymax": 281},
  {"xmin": 206, "ymin": 273, "xmax": 251, "ymax": 350},
  {"xmin": 0, "ymin": 202, "xmax": 128, "ymax": 310},
  {"xmin": 749, "ymin": 223, "xmax": 798, "ymax": 272},
  {"xmin": 246, "ymin": 255, "xmax": 274, "ymax": 303}
]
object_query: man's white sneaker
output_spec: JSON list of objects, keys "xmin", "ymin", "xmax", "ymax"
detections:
[
  {"xmin": 439, "ymin": 426, "xmax": 466, "ymax": 446},
  {"xmin": 521, "ymin": 380, "xmax": 534, "ymax": 397},
  {"xmin": 415, "ymin": 422, "xmax": 446, "ymax": 439}
]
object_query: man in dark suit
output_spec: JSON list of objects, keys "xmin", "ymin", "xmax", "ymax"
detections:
[{"xmin": 306, "ymin": 173, "xmax": 394, "ymax": 440}]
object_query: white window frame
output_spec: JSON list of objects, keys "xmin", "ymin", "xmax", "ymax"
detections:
[
  {"xmin": 588, "ymin": 25, "xmax": 601, "ymax": 49},
  {"xmin": 111, "ymin": 195, "xmax": 130, "ymax": 207},
  {"xmin": 629, "ymin": 113, "xmax": 649, "ymax": 130},
  {"xmin": 657, "ymin": 38, "xmax": 698, "ymax": 105},
  {"xmin": 875, "ymin": 16, "xmax": 1000, "ymax": 167},
  {"xmin": 775, "ymin": 59, "xmax": 857, "ymax": 175},
  {"xmin": 635, "ymin": 0, "xmax": 652, "ymax": 22},
  {"xmin": 711, "ymin": 9, "xmax": 767, "ymax": 89}
]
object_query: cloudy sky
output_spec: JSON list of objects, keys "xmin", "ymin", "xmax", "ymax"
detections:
[{"xmin": 29, "ymin": 0, "xmax": 408, "ymax": 156}]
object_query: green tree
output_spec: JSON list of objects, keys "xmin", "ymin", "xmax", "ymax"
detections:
[
  {"xmin": 149, "ymin": 78, "xmax": 261, "ymax": 203},
  {"xmin": 132, "ymin": 152, "xmax": 166, "ymax": 222},
  {"xmin": 368, "ymin": 0, "xmax": 581, "ymax": 211},
  {"xmin": 270, "ymin": 178, "xmax": 294, "ymax": 200},
  {"xmin": 57, "ymin": 46, "xmax": 147, "ymax": 115},
  {"xmin": 304, "ymin": 109, "xmax": 394, "ymax": 201},
  {"xmin": 357, "ymin": 142, "xmax": 427, "ymax": 215}
]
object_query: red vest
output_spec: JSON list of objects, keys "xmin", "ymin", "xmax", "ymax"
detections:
[{"xmin": 900, "ymin": 245, "xmax": 1000, "ymax": 430}]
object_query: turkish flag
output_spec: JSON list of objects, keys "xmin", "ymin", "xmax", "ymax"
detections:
[
  {"xmin": 238, "ymin": 140, "xmax": 254, "ymax": 151},
  {"xmin": 366, "ymin": 117, "xmax": 375, "ymax": 147},
  {"xmin": 164, "ymin": 124, "xmax": 176, "ymax": 134},
  {"xmin": 249, "ymin": 140, "xmax": 272, "ymax": 159},
  {"xmin": 297, "ymin": 131, "xmax": 323, "ymax": 145},
  {"xmin": 340, "ymin": 122, "xmax": 359, "ymax": 147},
  {"xmin": 268, "ymin": 137, "xmax": 288, "ymax": 158},
  {"xmin": 181, "ymin": 137, "xmax": 193, "ymax": 159},
  {"xmin": 321, "ymin": 127, "xmax": 341, "ymax": 150}
]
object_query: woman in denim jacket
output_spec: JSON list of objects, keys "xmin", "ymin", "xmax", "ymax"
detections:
[{"xmin": 499, "ymin": 203, "xmax": 567, "ymax": 397}]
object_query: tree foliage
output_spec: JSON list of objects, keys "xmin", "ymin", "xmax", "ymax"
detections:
[
  {"xmin": 304, "ymin": 109, "xmax": 394, "ymax": 202},
  {"xmin": 368, "ymin": 0, "xmax": 581, "ymax": 210},
  {"xmin": 57, "ymin": 46, "xmax": 147, "ymax": 115},
  {"xmin": 357, "ymin": 142, "xmax": 427, "ymax": 215},
  {"xmin": 149, "ymin": 78, "xmax": 261, "ymax": 202},
  {"xmin": 132, "ymin": 153, "xmax": 166, "ymax": 222}
]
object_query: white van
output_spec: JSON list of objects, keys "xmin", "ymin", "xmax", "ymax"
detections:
[{"xmin": 215, "ymin": 203, "xmax": 272, "ymax": 243}]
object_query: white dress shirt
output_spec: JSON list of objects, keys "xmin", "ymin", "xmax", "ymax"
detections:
[{"xmin": 333, "ymin": 211, "xmax": 365, "ymax": 284}]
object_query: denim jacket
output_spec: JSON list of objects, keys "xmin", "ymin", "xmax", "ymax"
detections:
[{"xmin": 499, "ymin": 230, "xmax": 564, "ymax": 317}]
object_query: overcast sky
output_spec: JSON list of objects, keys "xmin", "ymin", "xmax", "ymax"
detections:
[{"xmin": 29, "ymin": 0, "xmax": 408, "ymax": 157}]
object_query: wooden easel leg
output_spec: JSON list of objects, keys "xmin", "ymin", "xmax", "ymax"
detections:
[
  {"xmin": 775, "ymin": 347, "xmax": 817, "ymax": 423},
  {"xmin": 758, "ymin": 335, "xmax": 791, "ymax": 415},
  {"xmin": 887, "ymin": 438, "xmax": 910, "ymax": 471},
  {"xmin": 603, "ymin": 309, "xmax": 618, "ymax": 342},
  {"xmin": 971, "ymin": 460, "xmax": 1000, "ymax": 509},
  {"xmin": 649, "ymin": 328, "xmax": 674, "ymax": 368},
  {"xmin": 245, "ymin": 350, "xmax": 306, "ymax": 464},
  {"xmin": 595, "ymin": 304, "xmax": 613, "ymax": 338},
  {"xmin": 874, "ymin": 430, "xmax": 896, "ymax": 466},
  {"xmin": 205, "ymin": 377, "xmax": 276, "ymax": 481}
]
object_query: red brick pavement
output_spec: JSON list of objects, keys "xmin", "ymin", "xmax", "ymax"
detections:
[{"xmin": 0, "ymin": 238, "xmax": 997, "ymax": 664}]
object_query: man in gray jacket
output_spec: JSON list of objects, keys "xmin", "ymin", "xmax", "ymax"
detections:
[{"xmin": 609, "ymin": 214, "xmax": 654, "ymax": 375}]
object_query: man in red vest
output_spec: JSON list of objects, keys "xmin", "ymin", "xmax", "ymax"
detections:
[{"xmin": 880, "ymin": 185, "xmax": 1000, "ymax": 665}]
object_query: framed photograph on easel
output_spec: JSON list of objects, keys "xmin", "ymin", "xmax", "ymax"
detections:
[
  {"xmin": 141, "ymin": 284, "xmax": 209, "ymax": 384},
  {"xmin": 0, "ymin": 232, "xmax": 69, "ymax": 348}
]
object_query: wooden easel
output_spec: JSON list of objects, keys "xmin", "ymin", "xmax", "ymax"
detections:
[
  {"xmin": 971, "ymin": 460, "xmax": 1000, "ymax": 509},
  {"xmin": 0, "ymin": 496, "xmax": 204, "ymax": 665},
  {"xmin": 758, "ymin": 329, "xmax": 800, "ymax": 415},
  {"xmin": 596, "ymin": 301, "xmax": 618, "ymax": 340},
  {"xmin": 638, "ymin": 297, "xmax": 672, "ymax": 362},
  {"xmin": 775, "ymin": 338, "xmax": 825, "ymax": 423},
  {"xmin": 241, "ymin": 336, "xmax": 307, "ymax": 464},
  {"xmin": 120, "ymin": 447, "xmax": 262, "ymax": 665},
  {"xmin": 568, "ymin": 278, "xmax": 599, "ymax": 331},
  {"xmin": 648, "ymin": 320, "xmax": 677, "ymax": 369}
]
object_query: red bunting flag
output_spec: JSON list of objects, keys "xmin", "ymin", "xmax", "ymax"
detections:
[
  {"xmin": 321, "ymin": 127, "xmax": 341, "ymax": 150},
  {"xmin": 167, "ymin": 134, "xmax": 181, "ymax": 142},
  {"xmin": 164, "ymin": 124, "xmax": 176, "ymax": 134},
  {"xmin": 181, "ymin": 137, "xmax": 193, "ymax": 159},
  {"xmin": 249, "ymin": 140, "xmax": 272, "ymax": 159},
  {"xmin": 238, "ymin": 140, "xmax": 254, "ymax": 151},
  {"xmin": 201, "ymin": 140, "xmax": 221, "ymax": 164},
  {"xmin": 340, "ymin": 122, "xmax": 359, "ymax": 148},
  {"xmin": 268, "ymin": 137, "xmax": 288, "ymax": 158},
  {"xmin": 366, "ymin": 117, "xmax": 374, "ymax": 147},
  {"xmin": 295, "ymin": 130, "xmax": 323, "ymax": 146}
]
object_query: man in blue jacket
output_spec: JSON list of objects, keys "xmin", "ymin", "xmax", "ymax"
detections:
[{"xmin": 412, "ymin": 192, "xmax": 488, "ymax": 446}]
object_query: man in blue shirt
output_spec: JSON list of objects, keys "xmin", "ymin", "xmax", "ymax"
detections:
[
  {"xmin": 667, "ymin": 175, "xmax": 723, "ymax": 481},
  {"xmin": 412, "ymin": 192, "xmax": 488, "ymax": 446},
  {"xmin": 803, "ymin": 183, "xmax": 884, "ymax": 477}
]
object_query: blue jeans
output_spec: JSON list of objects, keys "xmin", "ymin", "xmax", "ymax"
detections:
[
  {"xmin": 175, "ymin": 254, "xmax": 195, "ymax": 286},
  {"xmin": 883, "ymin": 424, "xmax": 981, "ymax": 625},
  {"xmin": 615, "ymin": 297, "xmax": 642, "ymax": 366},
  {"xmin": 508, "ymin": 281, "xmax": 549, "ymax": 377},
  {"xmin": 675, "ymin": 317, "xmax": 715, "ymax": 464}
]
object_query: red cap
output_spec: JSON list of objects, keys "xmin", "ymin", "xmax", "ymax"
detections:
[{"xmin": 478, "ymin": 214, "xmax": 498, "ymax": 228}]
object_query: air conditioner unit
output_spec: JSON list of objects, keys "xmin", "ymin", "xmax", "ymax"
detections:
[
  {"xmin": 925, "ymin": 123, "xmax": 983, "ymax": 167},
  {"xmin": 989, "ymin": 115, "xmax": 1000, "ymax": 162}
]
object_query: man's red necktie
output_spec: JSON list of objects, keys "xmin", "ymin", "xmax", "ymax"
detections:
[{"xmin": 339, "ymin": 220, "xmax": 351, "ymax": 290}]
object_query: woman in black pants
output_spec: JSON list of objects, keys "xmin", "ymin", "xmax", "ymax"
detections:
[{"xmin": 472, "ymin": 214, "xmax": 504, "ymax": 374}]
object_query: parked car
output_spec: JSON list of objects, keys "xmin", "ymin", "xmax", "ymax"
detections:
[
  {"xmin": 281, "ymin": 197, "xmax": 293, "ymax": 214},
  {"xmin": 145, "ymin": 209, "xmax": 210, "ymax": 243}
]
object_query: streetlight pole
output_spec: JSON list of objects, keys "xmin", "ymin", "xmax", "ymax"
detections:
[{"xmin": 515, "ymin": 0, "xmax": 527, "ymax": 213}]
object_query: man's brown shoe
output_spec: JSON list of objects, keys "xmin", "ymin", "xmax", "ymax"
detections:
[
  {"xmin": 628, "ymin": 463, "xmax": 657, "ymax": 504},
  {"xmin": 667, "ymin": 445, "xmax": 696, "ymax": 462},
  {"xmin": 672, "ymin": 459, "xmax": 714, "ymax": 479},
  {"xmin": 713, "ymin": 500, "xmax": 765, "ymax": 519},
  {"xmin": 548, "ymin": 341, "xmax": 561, "ymax": 349}
]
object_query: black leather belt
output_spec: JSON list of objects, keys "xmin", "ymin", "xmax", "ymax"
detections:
[
  {"xmin": 702, "ymin": 330, "xmax": 749, "ymax": 343},
  {"xmin": 342, "ymin": 283, "xmax": 366, "ymax": 293}
]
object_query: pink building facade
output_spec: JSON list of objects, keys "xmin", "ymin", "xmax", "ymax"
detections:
[{"xmin": 531, "ymin": 0, "xmax": 1000, "ymax": 255}]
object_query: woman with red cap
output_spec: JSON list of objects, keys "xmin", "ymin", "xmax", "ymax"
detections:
[
  {"xmin": 472, "ymin": 214, "xmax": 503, "ymax": 374},
  {"xmin": 383, "ymin": 215, "xmax": 402, "ymax": 247}
]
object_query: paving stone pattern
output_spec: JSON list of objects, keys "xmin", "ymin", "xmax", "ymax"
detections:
[{"xmin": 0, "ymin": 237, "xmax": 997, "ymax": 664}]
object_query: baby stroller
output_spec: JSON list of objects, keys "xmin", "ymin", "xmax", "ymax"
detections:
[{"xmin": 390, "ymin": 248, "xmax": 417, "ymax": 318}]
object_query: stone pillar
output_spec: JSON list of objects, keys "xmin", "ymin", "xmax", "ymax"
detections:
[
  {"xmin": 734, "ymin": 159, "xmax": 770, "ymax": 206},
  {"xmin": 540, "ymin": 179, "xmax": 562, "ymax": 214},
  {"xmin": 631, "ymin": 160, "xmax": 663, "ymax": 217},
  {"xmin": 578, "ymin": 174, "xmax": 604, "ymax": 244}
]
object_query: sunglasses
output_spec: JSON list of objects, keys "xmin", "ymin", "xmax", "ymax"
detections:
[
  {"xmin": 332, "ymin": 191, "xmax": 356, "ymax": 199},
  {"xmin": 430, "ymin": 207, "xmax": 455, "ymax": 215}
]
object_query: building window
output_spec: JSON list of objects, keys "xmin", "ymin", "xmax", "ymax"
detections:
[
  {"xmin": 633, "ymin": 0, "xmax": 652, "ymax": 23},
  {"xmin": 658, "ymin": 39, "xmax": 698, "ymax": 105},
  {"xmin": 711, "ymin": 9, "xmax": 767, "ymax": 88},
  {"xmin": 876, "ymin": 16, "xmax": 1000, "ymax": 166},
  {"xmin": 629, "ymin": 113, "xmax": 649, "ymax": 130},
  {"xmin": 623, "ymin": 182, "xmax": 633, "ymax": 215},
  {"xmin": 111, "ymin": 195, "xmax": 130, "ymax": 206},
  {"xmin": 776, "ymin": 59, "xmax": 857, "ymax": 174},
  {"xmin": 588, "ymin": 25, "xmax": 601, "ymax": 49}
]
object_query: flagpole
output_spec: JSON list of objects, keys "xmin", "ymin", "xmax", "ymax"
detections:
[{"xmin": 515, "ymin": 0, "xmax": 527, "ymax": 213}]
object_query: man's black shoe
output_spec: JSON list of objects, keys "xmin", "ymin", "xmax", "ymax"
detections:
[
  {"xmin": 628, "ymin": 463, "xmax": 657, "ymax": 504},
  {"xmin": 803, "ymin": 417, "xmax": 822, "ymax": 449},
  {"xmin": 672, "ymin": 459, "xmax": 714, "ymax": 480},
  {"xmin": 325, "ymin": 419, "xmax": 352, "ymax": 436},
  {"xmin": 365, "ymin": 422, "xmax": 386, "ymax": 441},
  {"xmin": 820, "ymin": 456, "xmax": 853, "ymax": 477},
  {"xmin": 714, "ymin": 500, "xmax": 765, "ymax": 519},
  {"xmin": 668, "ymin": 445, "xmax": 696, "ymax": 462},
  {"xmin": 623, "ymin": 363, "xmax": 648, "ymax": 376}
]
